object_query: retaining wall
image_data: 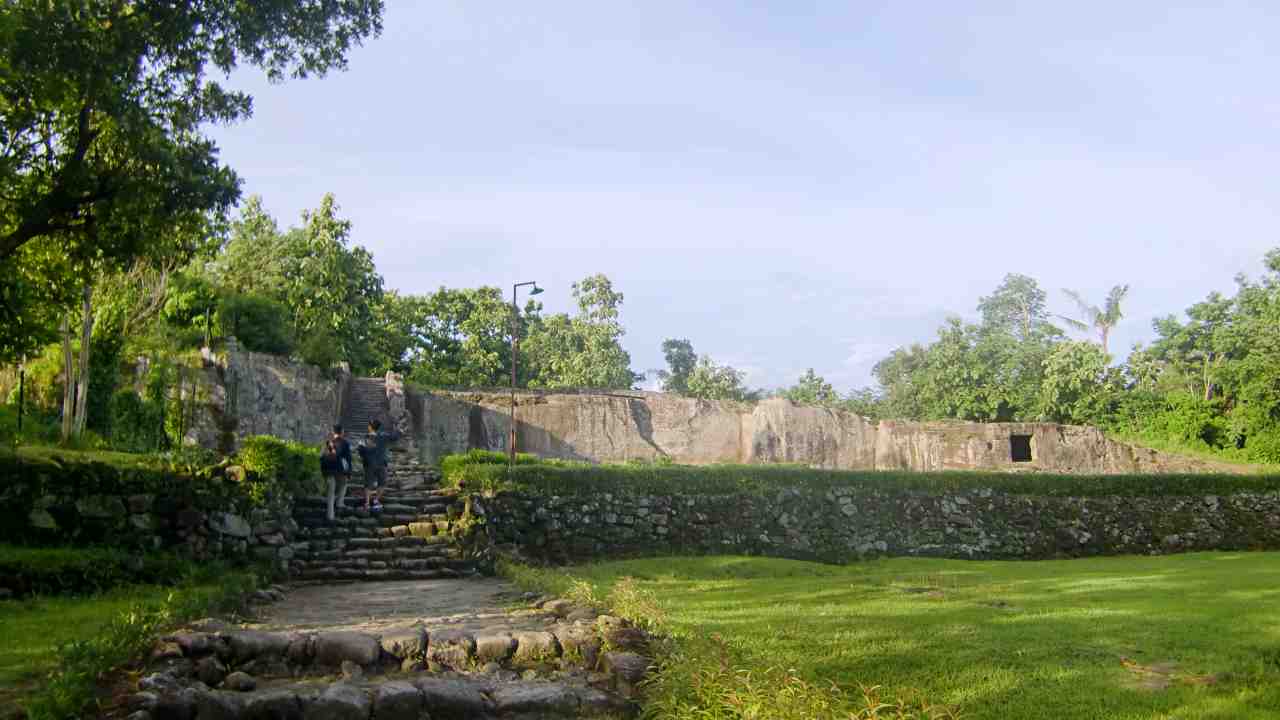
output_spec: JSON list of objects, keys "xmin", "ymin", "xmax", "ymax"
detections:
[{"xmin": 476, "ymin": 487, "xmax": 1280, "ymax": 563}]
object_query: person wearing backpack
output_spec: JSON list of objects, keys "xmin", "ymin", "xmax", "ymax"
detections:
[
  {"xmin": 320, "ymin": 437, "xmax": 342, "ymax": 521},
  {"xmin": 358, "ymin": 419, "xmax": 400, "ymax": 512},
  {"xmin": 322, "ymin": 424, "xmax": 353, "ymax": 521}
]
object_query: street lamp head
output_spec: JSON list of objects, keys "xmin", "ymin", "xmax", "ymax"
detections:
[{"xmin": 529, "ymin": 285, "xmax": 544, "ymax": 296}]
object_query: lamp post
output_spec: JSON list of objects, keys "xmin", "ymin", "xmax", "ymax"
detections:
[
  {"xmin": 510, "ymin": 281, "xmax": 543, "ymax": 471},
  {"xmin": 16, "ymin": 355, "xmax": 25, "ymax": 438}
]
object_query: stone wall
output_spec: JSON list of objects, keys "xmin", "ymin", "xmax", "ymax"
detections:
[
  {"xmin": 13, "ymin": 490, "xmax": 295, "ymax": 572},
  {"xmin": 187, "ymin": 340, "xmax": 346, "ymax": 453},
  {"xmin": 477, "ymin": 487, "xmax": 1280, "ymax": 564},
  {"xmin": 408, "ymin": 389, "xmax": 1244, "ymax": 474}
]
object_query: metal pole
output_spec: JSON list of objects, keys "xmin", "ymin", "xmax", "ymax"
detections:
[
  {"xmin": 509, "ymin": 284, "xmax": 517, "ymax": 472},
  {"xmin": 17, "ymin": 358, "xmax": 25, "ymax": 436}
]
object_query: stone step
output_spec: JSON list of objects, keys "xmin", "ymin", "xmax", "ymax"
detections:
[
  {"xmin": 292, "ymin": 557, "xmax": 472, "ymax": 572},
  {"xmin": 291, "ymin": 567, "xmax": 475, "ymax": 582},
  {"xmin": 144, "ymin": 674, "xmax": 629, "ymax": 718}
]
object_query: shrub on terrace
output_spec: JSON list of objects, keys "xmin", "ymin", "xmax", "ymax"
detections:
[{"xmin": 439, "ymin": 453, "xmax": 1280, "ymax": 498}]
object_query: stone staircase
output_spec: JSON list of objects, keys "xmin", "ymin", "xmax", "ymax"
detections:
[
  {"xmin": 290, "ymin": 488, "xmax": 481, "ymax": 582},
  {"xmin": 340, "ymin": 376, "xmax": 388, "ymax": 447}
]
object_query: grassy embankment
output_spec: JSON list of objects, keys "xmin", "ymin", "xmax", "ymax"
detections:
[
  {"xmin": 510, "ymin": 553, "xmax": 1280, "ymax": 720},
  {"xmin": 0, "ymin": 545, "xmax": 262, "ymax": 719}
]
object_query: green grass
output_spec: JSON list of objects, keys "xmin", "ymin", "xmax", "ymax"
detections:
[
  {"xmin": 0, "ymin": 587, "xmax": 162, "ymax": 688},
  {"xmin": 522, "ymin": 553, "xmax": 1280, "ymax": 719},
  {"xmin": 445, "ymin": 456, "xmax": 1280, "ymax": 500},
  {"xmin": 0, "ymin": 565, "xmax": 261, "ymax": 718}
]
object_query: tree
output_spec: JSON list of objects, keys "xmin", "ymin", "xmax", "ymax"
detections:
[
  {"xmin": 0, "ymin": 1, "xmax": 383, "ymax": 263},
  {"xmin": 210, "ymin": 195, "xmax": 385, "ymax": 371},
  {"xmin": 784, "ymin": 369, "xmax": 840, "ymax": 406},
  {"xmin": 658, "ymin": 339, "xmax": 697, "ymax": 394},
  {"xmin": 392, "ymin": 287, "xmax": 529, "ymax": 388},
  {"xmin": 978, "ymin": 273, "xmax": 1052, "ymax": 339},
  {"xmin": 1059, "ymin": 285, "xmax": 1129, "ymax": 355},
  {"xmin": 685, "ymin": 356, "xmax": 757, "ymax": 402},
  {"xmin": 1038, "ymin": 341, "xmax": 1118, "ymax": 425},
  {"xmin": 0, "ymin": 2, "xmax": 384, "ymax": 361},
  {"xmin": 524, "ymin": 274, "xmax": 642, "ymax": 389}
]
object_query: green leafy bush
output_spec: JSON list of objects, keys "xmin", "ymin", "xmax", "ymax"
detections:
[
  {"xmin": 0, "ymin": 545, "xmax": 195, "ymax": 598},
  {"xmin": 235, "ymin": 435, "xmax": 321, "ymax": 506},
  {"xmin": 442, "ymin": 455, "xmax": 1280, "ymax": 498},
  {"xmin": 107, "ymin": 390, "xmax": 165, "ymax": 453},
  {"xmin": 218, "ymin": 292, "xmax": 295, "ymax": 355},
  {"xmin": 20, "ymin": 564, "xmax": 262, "ymax": 720}
]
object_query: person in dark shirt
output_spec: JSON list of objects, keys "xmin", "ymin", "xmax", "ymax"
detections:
[
  {"xmin": 321, "ymin": 424, "xmax": 353, "ymax": 520},
  {"xmin": 357, "ymin": 419, "xmax": 399, "ymax": 512}
]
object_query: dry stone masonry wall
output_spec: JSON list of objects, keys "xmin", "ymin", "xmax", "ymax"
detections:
[
  {"xmin": 410, "ymin": 389, "xmax": 1247, "ymax": 474},
  {"xmin": 477, "ymin": 488, "xmax": 1280, "ymax": 563}
]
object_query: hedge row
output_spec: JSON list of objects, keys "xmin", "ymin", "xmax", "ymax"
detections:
[
  {"xmin": 0, "ymin": 545, "xmax": 199, "ymax": 598},
  {"xmin": 442, "ymin": 456, "xmax": 1280, "ymax": 498}
]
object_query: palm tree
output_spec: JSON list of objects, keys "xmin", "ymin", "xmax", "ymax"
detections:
[{"xmin": 1058, "ymin": 285, "xmax": 1129, "ymax": 355}]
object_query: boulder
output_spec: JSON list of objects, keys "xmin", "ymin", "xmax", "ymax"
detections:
[
  {"xmin": 604, "ymin": 650, "xmax": 650, "ymax": 681},
  {"xmin": 28, "ymin": 508, "xmax": 57, "ymax": 530},
  {"xmin": 195, "ymin": 656, "xmax": 227, "ymax": 687},
  {"xmin": 76, "ymin": 494, "xmax": 127, "ymax": 519},
  {"xmin": 314, "ymin": 632, "xmax": 381, "ymax": 667},
  {"xmin": 224, "ymin": 672, "xmax": 257, "ymax": 692},
  {"xmin": 243, "ymin": 688, "xmax": 304, "ymax": 719},
  {"xmin": 551, "ymin": 624, "xmax": 600, "ymax": 668},
  {"xmin": 473, "ymin": 633, "xmax": 515, "ymax": 664},
  {"xmin": 379, "ymin": 628, "xmax": 428, "ymax": 660},
  {"xmin": 224, "ymin": 631, "xmax": 291, "ymax": 663},
  {"xmin": 425, "ymin": 629, "xmax": 475, "ymax": 669},
  {"xmin": 193, "ymin": 690, "xmax": 244, "ymax": 720},
  {"xmin": 372, "ymin": 681, "xmax": 423, "ymax": 720},
  {"xmin": 513, "ymin": 631, "xmax": 561, "ymax": 663},
  {"xmin": 490, "ymin": 683, "xmax": 578, "ymax": 715},
  {"xmin": 304, "ymin": 682, "xmax": 370, "ymax": 720},
  {"xmin": 210, "ymin": 512, "xmax": 252, "ymax": 538},
  {"xmin": 412, "ymin": 677, "xmax": 492, "ymax": 719}
]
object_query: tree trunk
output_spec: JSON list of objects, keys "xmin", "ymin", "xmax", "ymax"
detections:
[
  {"xmin": 72, "ymin": 284, "xmax": 94, "ymax": 438},
  {"xmin": 60, "ymin": 317, "xmax": 74, "ymax": 442}
]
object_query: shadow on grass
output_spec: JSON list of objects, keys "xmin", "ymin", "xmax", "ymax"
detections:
[{"xmin": 570, "ymin": 552, "xmax": 1280, "ymax": 720}]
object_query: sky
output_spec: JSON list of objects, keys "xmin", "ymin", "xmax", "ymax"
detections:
[{"xmin": 208, "ymin": 1, "xmax": 1280, "ymax": 392}]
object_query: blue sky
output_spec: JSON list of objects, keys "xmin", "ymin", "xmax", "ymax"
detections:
[{"xmin": 209, "ymin": 1, "xmax": 1280, "ymax": 391}]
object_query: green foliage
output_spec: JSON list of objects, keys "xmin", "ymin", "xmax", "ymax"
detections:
[
  {"xmin": 218, "ymin": 292, "xmax": 295, "ymax": 355},
  {"xmin": 1037, "ymin": 341, "xmax": 1118, "ymax": 424},
  {"xmin": 0, "ymin": 546, "xmax": 195, "ymax": 598},
  {"xmin": 107, "ymin": 390, "xmax": 165, "ymax": 454},
  {"xmin": 686, "ymin": 356, "xmax": 756, "ymax": 402},
  {"xmin": 0, "ymin": 403, "xmax": 60, "ymax": 447},
  {"xmin": 234, "ymin": 435, "xmax": 321, "ymax": 506},
  {"xmin": 783, "ymin": 368, "xmax": 839, "ymax": 406},
  {"xmin": 525, "ymin": 274, "xmax": 642, "ymax": 390},
  {"xmin": 659, "ymin": 339, "xmax": 697, "ymax": 394},
  {"xmin": 0, "ymin": 1, "xmax": 384, "ymax": 363},
  {"xmin": 978, "ymin": 273, "xmax": 1056, "ymax": 340},
  {"xmin": 529, "ymin": 554, "xmax": 1280, "ymax": 720},
  {"xmin": 443, "ymin": 454, "xmax": 1280, "ymax": 499},
  {"xmin": 1058, "ymin": 285, "xmax": 1129, "ymax": 355},
  {"xmin": 18, "ymin": 564, "xmax": 262, "ymax": 720}
]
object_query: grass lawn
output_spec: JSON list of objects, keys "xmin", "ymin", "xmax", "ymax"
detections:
[
  {"xmin": 0, "ymin": 586, "xmax": 168, "ymax": 706},
  {"xmin": 0, "ymin": 568, "xmax": 259, "ymax": 717},
  {"xmin": 549, "ymin": 552, "xmax": 1280, "ymax": 719}
]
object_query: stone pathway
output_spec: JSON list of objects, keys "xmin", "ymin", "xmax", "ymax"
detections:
[
  {"xmin": 250, "ymin": 578, "xmax": 561, "ymax": 637},
  {"xmin": 117, "ymin": 577, "xmax": 654, "ymax": 719}
]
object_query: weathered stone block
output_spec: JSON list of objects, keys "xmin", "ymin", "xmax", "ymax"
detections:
[
  {"xmin": 513, "ymin": 631, "xmax": 561, "ymax": 663},
  {"xmin": 313, "ymin": 632, "xmax": 381, "ymax": 667},
  {"xmin": 209, "ymin": 512, "xmax": 251, "ymax": 538},
  {"xmin": 76, "ymin": 495, "xmax": 127, "ymax": 519},
  {"xmin": 372, "ymin": 681, "xmax": 423, "ymax": 720},
  {"xmin": 473, "ymin": 633, "xmax": 515, "ymax": 664}
]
